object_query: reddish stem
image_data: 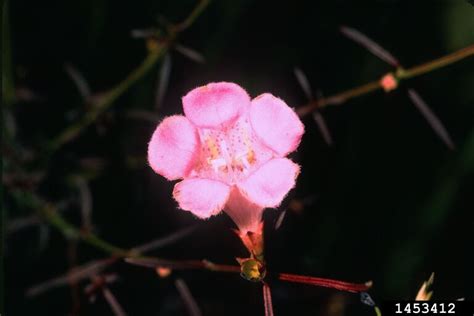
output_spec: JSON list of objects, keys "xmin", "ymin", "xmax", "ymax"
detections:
[
  {"xmin": 278, "ymin": 273, "xmax": 372, "ymax": 293},
  {"xmin": 262, "ymin": 282, "xmax": 274, "ymax": 316}
]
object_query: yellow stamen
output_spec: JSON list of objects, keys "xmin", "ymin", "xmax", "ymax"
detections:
[{"xmin": 206, "ymin": 137, "xmax": 219, "ymax": 160}]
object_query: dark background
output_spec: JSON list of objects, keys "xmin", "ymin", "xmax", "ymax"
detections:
[{"xmin": 3, "ymin": 0, "xmax": 474, "ymax": 315}]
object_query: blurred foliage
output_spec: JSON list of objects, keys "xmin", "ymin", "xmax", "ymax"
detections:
[{"xmin": 3, "ymin": 0, "xmax": 474, "ymax": 315}]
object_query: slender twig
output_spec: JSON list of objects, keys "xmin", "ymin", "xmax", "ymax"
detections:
[
  {"xmin": 125, "ymin": 257, "xmax": 241, "ymax": 273},
  {"xmin": 131, "ymin": 225, "xmax": 198, "ymax": 253},
  {"xmin": 340, "ymin": 26, "xmax": 457, "ymax": 149},
  {"xmin": 172, "ymin": 0, "xmax": 210, "ymax": 33},
  {"xmin": 39, "ymin": 202, "xmax": 130, "ymax": 257},
  {"xmin": 399, "ymin": 45, "xmax": 474, "ymax": 80},
  {"xmin": 49, "ymin": 0, "xmax": 210, "ymax": 151},
  {"xmin": 297, "ymin": 44, "xmax": 474, "ymax": 116},
  {"xmin": 51, "ymin": 50, "xmax": 164, "ymax": 150},
  {"xmin": 26, "ymin": 258, "xmax": 116, "ymax": 297},
  {"xmin": 26, "ymin": 223, "xmax": 199, "ymax": 296},
  {"xmin": 23, "ymin": 0, "xmax": 211, "ymax": 263}
]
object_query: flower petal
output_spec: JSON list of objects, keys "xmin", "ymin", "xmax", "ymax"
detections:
[
  {"xmin": 148, "ymin": 115, "xmax": 200, "ymax": 180},
  {"xmin": 182, "ymin": 82, "xmax": 250, "ymax": 129},
  {"xmin": 238, "ymin": 158, "xmax": 300, "ymax": 208},
  {"xmin": 250, "ymin": 93, "xmax": 304, "ymax": 156},
  {"xmin": 173, "ymin": 178, "xmax": 231, "ymax": 218}
]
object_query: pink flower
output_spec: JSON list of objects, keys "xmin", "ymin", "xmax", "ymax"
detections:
[{"xmin": 148, "ymin": 82, "xmax": 304, "ymax": 233}]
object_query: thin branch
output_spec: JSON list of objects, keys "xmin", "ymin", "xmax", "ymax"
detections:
[
  {"xmin": 51, "ymin": 50, "xmax": 164, "ymax": 150},
  {"xmin": 49, "ymin": 0, "xmax": 211, "ymax": 151},
  {"xmin": 125, "ymin": 257, "xmax": 241, "ymax": 273},
  {"xmin": 399, "ymin": 44, "xmax": 474, "ymax": 80},
  {"xmin": 341, "ymin": 26, "xmax": 457, "ymax": 149},
  {"xmin": 172, "ymin": 0, "xmax": 210, "ymax": 33},
  {"xmin": 131, "ymin": 225, "xmax": 198, "ymax": 253},
  {"xmin": 38, "ymin": 202, "xmax": 130, "ymax": 257},
  {"xmin": 125, "ymin": 257, "xmax": 371, "ymax": 295},
  {"xmin": 26, "ymin": 258, "xmax": 115, "ymax": 297},
  {"xmin": 26, "ymin": 199, "xmax": 199, "ymax": 296},
  {"xmin": 297, "ymin": 44, "xmax": 474, "ymax": 116}
]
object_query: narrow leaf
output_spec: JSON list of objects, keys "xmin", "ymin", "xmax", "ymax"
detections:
[
  {"xmin": 64, "ymin": 63, "xmax": 91, "ymax": 100},
  {"xmin": 313, "ymin": 111, "xmax": 334, "ymax": 146},
  {"xmin": 155, "ymin": 54, "xmax": 172, "ymax": 109},
  {"xmin": 294, "ymin": 67, "xmax": 314, "ymax": 100},
  {"xmin": 73, "ymin": 176, "xmax": 93, "ymax": 231},
  {"xmin": 274, "ymin": 210, "xmax": 287, "ymax": 230},
  {"xmin": 130, "ymin": 29, "xmax": 156, "ymax": 39},
  {"xmin": 175, "ymin": 279, "xmax": 202, "ymax": 316},
  {"xmin": 340, "ymin": 26, "xmax": 400, "ymax": 67},
  {"xmin": 407, "ymin": 89, "xmax": 455, "ymax": 150},
  {"xmin": 175, "ymin": 44, "xmax": 206, "ymax": 64},
  {"xmin": 102, "ymin": 287, "xmax": 128, "ymax": 316}
]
